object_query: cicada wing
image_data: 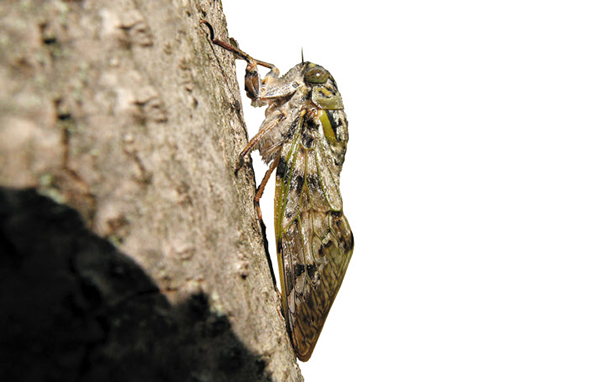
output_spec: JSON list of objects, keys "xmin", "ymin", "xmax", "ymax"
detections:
[
  {"xmin": 275, "ymin": 111, "xmax": 353, "ymax": 361},
  {"xmin": 281, "ymin": 211, "xmax": 353, "ymax": 361}
]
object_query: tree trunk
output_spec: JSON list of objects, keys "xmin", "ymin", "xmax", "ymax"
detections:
[{"xmin": 0, "ymin": 0, "xmax": 302, "ymax": 381}]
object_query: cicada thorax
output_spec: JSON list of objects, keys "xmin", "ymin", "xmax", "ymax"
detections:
[{"xmin": 256, "ymin": 63, "xmax": 348, "ymax": 163}]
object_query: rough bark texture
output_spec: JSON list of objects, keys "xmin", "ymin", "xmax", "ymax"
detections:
[{"xmin": 0, "ymin": 0, "xmax": 303, "ymax": 381}]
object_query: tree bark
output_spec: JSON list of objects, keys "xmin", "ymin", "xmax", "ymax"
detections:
[{"xmin": 0, "ymin": 0, "xmax": 302, "ymax": 381}]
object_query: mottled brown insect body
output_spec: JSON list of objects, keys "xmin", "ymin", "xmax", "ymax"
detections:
[
  {"xmin": 271, "ymin": 66, "xmax": 353, "ymax": 361},
  {"xmin": 203, "ymin": 22, "xmax": 353, "ymax": 361}
]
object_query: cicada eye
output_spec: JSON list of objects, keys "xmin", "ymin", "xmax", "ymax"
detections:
[{"xmin": 304, "ymin": 67, "xmax": 329, "ymax": 84}]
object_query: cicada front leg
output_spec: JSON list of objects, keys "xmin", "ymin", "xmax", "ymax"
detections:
[
  {"xmin": 200, "ymin": 21, "xmax": 285, "ymax": 174},
  {"xmin": 200, "ymin": 20, "xmax": 278, "ymax": 102}
]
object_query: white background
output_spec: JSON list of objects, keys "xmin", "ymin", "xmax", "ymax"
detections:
[{"xmin": 222, "ymin": 1, "xmax": 600, "ymax": 381}]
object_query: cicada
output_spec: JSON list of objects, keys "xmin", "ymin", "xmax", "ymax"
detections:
[{"xmin": 202, "ymin": 21, "xmax": 354, "ymax": 361}]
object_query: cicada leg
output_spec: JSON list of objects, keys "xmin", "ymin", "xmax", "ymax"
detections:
[
  {"xmin": 254, "ymin": 154, "xmax": 280, "ymax": 220},
  {"xmin": 200, "ymin": 20, "xmax": 278, "ymax": 101},
  {"xmin": 251, "ymin": 152, "xmax": 281, "ymax": 292},
  {"xmin": 201, "ymin": 21, "xmax": 282, "ymax": 291},
  {"xmin": 234, "ymin": 112, "xmax": 286, "ymax": 173}
]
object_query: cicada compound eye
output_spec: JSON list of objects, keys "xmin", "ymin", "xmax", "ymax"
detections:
[{"xmin": 304, "ymin": 67, "xmax": 329, "ymax": 84}]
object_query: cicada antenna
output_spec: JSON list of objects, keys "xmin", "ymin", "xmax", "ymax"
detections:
[{"xmin": 301, "ymin": 47, "xmax": 304, "ymax": 63}]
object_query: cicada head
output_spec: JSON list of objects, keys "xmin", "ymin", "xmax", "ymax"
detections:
[{"xmin": 302, "ymin": 63, "xmax": 344, "ymax": 110}]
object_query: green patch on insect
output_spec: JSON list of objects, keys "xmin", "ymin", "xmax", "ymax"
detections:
[{"xmin": 202, "ymin": 21, "xmax": 354, "ymax": 362}]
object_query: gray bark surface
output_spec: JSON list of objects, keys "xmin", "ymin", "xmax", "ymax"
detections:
[{"xmin": 0, "ymin": 0, "xmax": 302, "ymax": 381}]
